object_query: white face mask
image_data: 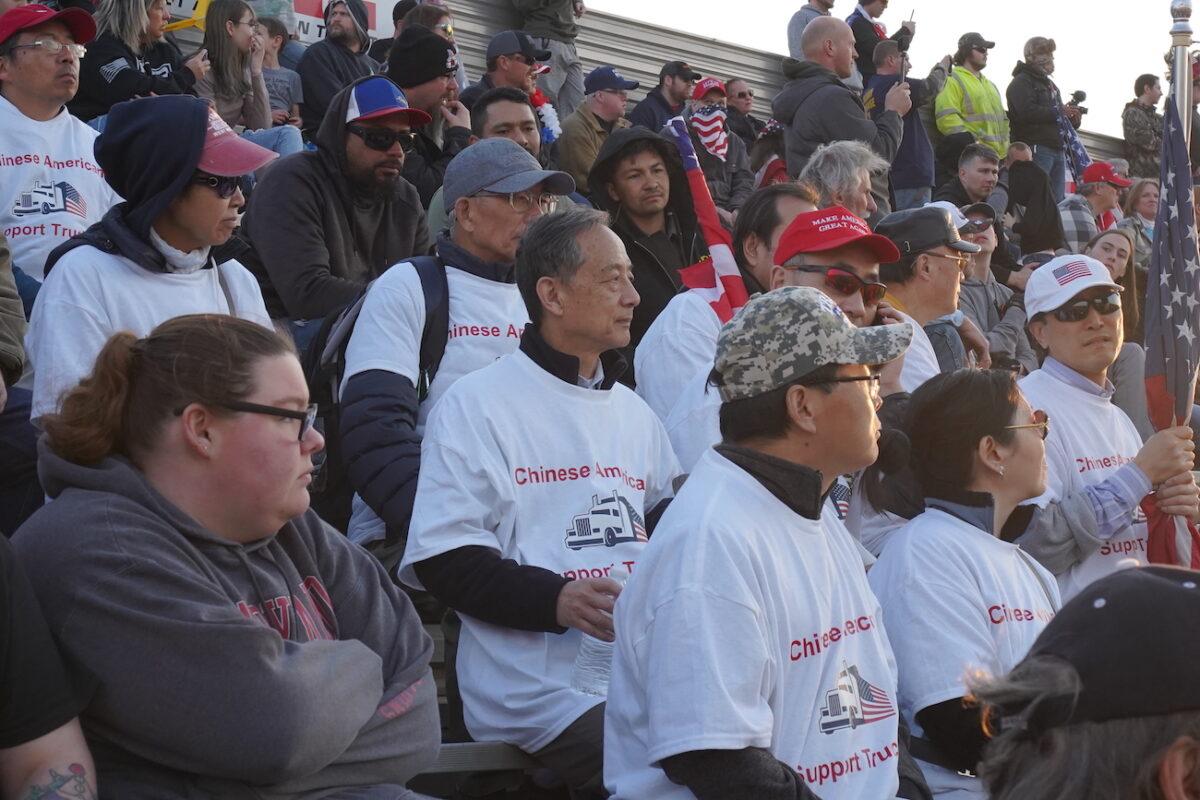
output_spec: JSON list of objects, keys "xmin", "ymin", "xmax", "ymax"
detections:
[{"xmin": 690, "ymin": 104, "xmax": 728, "ymax": 162}]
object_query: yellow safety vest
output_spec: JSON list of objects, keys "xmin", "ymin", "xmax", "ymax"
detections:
[{"xmin": 934, "ymin": 66, "xmax": 1010, "ymax": 158}]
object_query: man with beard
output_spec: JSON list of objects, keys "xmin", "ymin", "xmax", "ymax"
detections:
[
  {"xmin": 935, "ymin": 32, "xmax": 1008, "ymax": 159},
  {"xmin": 1006, "ymin": 37, "xmax": 1079, "ymax": 203},
  {"xmin": 627, "ymin": 60, "xmax": 700, "ymax": 133},
  {"xmin": 297, "ymin": 0, "xmax": 377, "ymax": 135},
  {"xmin": 243, "ymin": 76, "xmax": 432, "ymax": 343}
]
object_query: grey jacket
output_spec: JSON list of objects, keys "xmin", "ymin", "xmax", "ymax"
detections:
[
  {"xmin": 14, "ymin": 442, "xmax": 440, "ymax": 798},
  {"xmin": 957, "ymin": 270, "xmax": 1038, "ymax": 374}
]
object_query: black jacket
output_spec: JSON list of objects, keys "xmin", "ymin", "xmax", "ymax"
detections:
[
  {"xmin": 628, "ymin": 86, "xmax": 682, "ymax": 133},
  {"xmin": 587, "ymin": 127, "xmax": 706, "ymax": 385},
  {"xmin": 296, "ymin": 0, "xmax": 378, "ymax": 135},
  {"xmin": 403, "ymin": 125, "xmax": 472, "ymax": 210},
  {"xmin": 847, "ymin": 9, "xmax": 913, "ymax": 83},
  {"xmin": 726, "ymin": 106, "xmax": 765, "ymax": 151},
  {"xmin": 70, "ymin": 33, "xmax": 196, "ymax": 122},
  {"xmin": 242, "ymin": 76, "xmax": 430, "ymax": 320},
  {"xmin": 1005, "ymin": 61, "xmax": 1061, "ymax": 150},
  {"xmin": 458, "ymin": 73, "xmax": 496, "ymax": 111},
  {"xmin": 772, "ymin": 58, "xmax": 902, "ymax": 178}
]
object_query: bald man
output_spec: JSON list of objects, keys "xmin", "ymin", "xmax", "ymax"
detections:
[{"xmin": 773, "ymin": 16, "xmax": 911, "ymax": 215}]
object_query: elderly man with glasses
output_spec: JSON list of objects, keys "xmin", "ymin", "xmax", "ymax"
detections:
[{"xmin": 1020, "ymin": 255, "xmax": 1199, "ymax": 599}]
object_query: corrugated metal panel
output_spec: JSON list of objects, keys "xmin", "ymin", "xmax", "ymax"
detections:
[{"xmin": 175, "ymin": 0, "xmax": 1125, "ymax": 159}]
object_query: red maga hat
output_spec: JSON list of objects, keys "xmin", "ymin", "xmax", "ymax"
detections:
[
  {"xmin": 0, "ymin": 3, "xmax": 96, "ymax": 46},
  {"xmin": 774, "ymin": 206, "xmax": 901, "ymax": 266}
]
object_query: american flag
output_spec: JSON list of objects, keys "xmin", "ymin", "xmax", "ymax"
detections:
[
  {"xmin": 688, "ymin": 106, "xmax": 728, "ymax": 161},
  {"xmin": 1051, "ymin": 259, "xmax": 1092, "ymax": 286},
  {"xmin": 829, "ymin": 477, "xmax": 852, "ymax": 519},
  {"xmin": 665, "ymin": 117, "xmax": 749, "ymax": 324},
  {"xmin": 1142, "ymin": 100, "xmax": 1200, "ymax": 568},
  {"xmin": 59, "ymin": 182, "xmax": 87, "ymax": 218},
  {"xmin": 845, "ymin": 663, "xmax": 895, "ymax": 724}
]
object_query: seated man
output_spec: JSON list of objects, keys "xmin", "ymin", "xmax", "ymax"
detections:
[
  {"xmin": 340, "ymin": 137, "xmax": 574, "ymax": 549},
  {"xmin": 24, "ymin": 95, "xmax": 274, "ymax": 422},
  {"xmin": 681, "ymin": 77, "xmax": 754, "ymax": 222},
  {"xmin": 0, "ymin": 4, "xmax": 120, "ymax": 290},
  {"xmin": 799, "ymin": 139, "xmax": 888, "ymax": 221},
  {"xmin": 558, "ymin": 65, "xmax": 636, "ymax": 191},
  {"xmin": 627, "ymin": 60, "xmax": 699, "ymax": 133},
  {"xmin": 400, "ymin": 207, "xmax": 680, "ymax": 798},
  {"xmin": 934, "ymin": 142, "xmax": 1022, "ymax": 286},
  {"xmin": 458, "ymin": 29, "xmax": 546, "ymax": 111},
  {"xmin": 1020, "ymin": 256, "xmax": 1199, "ymax": 598},
  {"xmin": 1058, "ymin": 160, "xmax": 1131, "ymax": 253},
  {"xmin": 296, "ymin": 0, "xmax": 377, "ymax": 135},
  {"xmin": 606, "ymin": 286, "xmax": 924, "ymax": 800},
  {"xmin": 243, "ymin": 76, "xmax": 432, "ymax": 337}
]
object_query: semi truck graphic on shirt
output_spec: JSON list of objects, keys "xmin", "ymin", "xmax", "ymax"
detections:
[
  {"xmin": 564, "ymin": 491, "xmax": 648, "ymax": 550},
  {"xmin": 819, "ymin": 661, "xmax": 896, "ymax": 734},
  {"xmin": 13, "ymin": 180, "xmax": 88, "ymax": 219}
]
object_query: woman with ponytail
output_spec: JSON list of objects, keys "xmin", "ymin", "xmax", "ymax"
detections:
[
  {"xmin": 867, "ymin": 369, "xmax": 1061, "ymax": 799},
  {"xmin": 14, "ymin": 314, "xmax": 440, "ymax": 798}
]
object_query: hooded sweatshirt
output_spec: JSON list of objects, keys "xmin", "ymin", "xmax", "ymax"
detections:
[
  {"xmin": 243, "ymin": 76, "xmax": 431, "ymax": 320},
  {"xmin": 587, "ymin": 126, "xmax": 705, "ymax": 385},
  {"xmin": 13, "ymin": 441, "xmax": 439, "ymax": 798},
  {"xmin": 772, "ymin": 57, "xmax": 902, "ymax": 179},
  {"xmin": 297, "ymin": 0, "xmax": 378, "ymax": 134}
]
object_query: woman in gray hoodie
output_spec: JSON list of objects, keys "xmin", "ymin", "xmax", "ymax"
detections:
[{"xmin": 13, "ymin": 314, "xmax": 439, "ymax": 799}]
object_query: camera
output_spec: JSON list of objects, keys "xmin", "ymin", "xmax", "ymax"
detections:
[{"xmin": 1066, "ymin": 90, "xmax": 1089, "ymax": 116}]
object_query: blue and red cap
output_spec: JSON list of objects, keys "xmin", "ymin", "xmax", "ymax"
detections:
[{"xmin": 345, "ymin": 76, "xmax": 432, "ymax": 127}]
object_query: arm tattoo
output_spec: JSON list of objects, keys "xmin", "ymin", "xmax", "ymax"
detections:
[{"xmin": 22, "ymin": 764, "xmax": 96, "ymax": 800}]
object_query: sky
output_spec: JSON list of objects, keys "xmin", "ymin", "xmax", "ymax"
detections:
[{"xmin": 586, "ymin": 0, "xmax": 1182, "ymax": 140}]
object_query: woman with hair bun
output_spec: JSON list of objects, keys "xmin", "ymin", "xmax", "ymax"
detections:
[
  {"xmin": 13, "ymin": 314, "xmax": 440, "ymax": 799},
  {"xmin": 868, "ymin": 369, "xmax": 1062, "ymax": 800}
]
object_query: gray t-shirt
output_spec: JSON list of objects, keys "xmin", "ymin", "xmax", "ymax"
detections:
[{"xmin": 262, "ymin": 65, "xmax": 303, "ymax": 112}]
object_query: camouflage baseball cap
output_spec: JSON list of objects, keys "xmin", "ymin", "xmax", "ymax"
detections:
[{"xmin": 713, "ymin": 286, "xmax": 912, "ymax": 402}]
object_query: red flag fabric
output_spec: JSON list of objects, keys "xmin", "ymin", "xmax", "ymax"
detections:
[{"xmin": 665, "ymin": 116, "xmax": 749, "ymax": 324}]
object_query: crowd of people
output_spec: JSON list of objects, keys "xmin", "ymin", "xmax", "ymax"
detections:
[{"xmin": 1, "ymin": 0, "xmax": 1200, "ymax": 798}]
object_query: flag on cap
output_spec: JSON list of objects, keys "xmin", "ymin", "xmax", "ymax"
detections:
[
  {"xmin": 1051, "ymin": 258, "xmax": 1092, "ymax": 286},
  {"xmin": 665, "ymin": 116, "xmax": 749, "ymax": 324},
  {"xmin": 1143, "ymin": 100, "xmax": 1200, "ymax": 569}
]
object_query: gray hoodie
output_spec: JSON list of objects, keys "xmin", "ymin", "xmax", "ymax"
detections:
[
  {"xmin": 14, "ymin": 442, "xmax": 439, "ymax": 799},
  {"xmin": 957, "ymin": 269, "xmax": 1038, "ymax": 374}
]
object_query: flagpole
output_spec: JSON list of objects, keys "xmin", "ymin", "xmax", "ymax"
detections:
[{"xmin": 1172, "ymin": 0, "xmax": 1194, "ymax": 146}]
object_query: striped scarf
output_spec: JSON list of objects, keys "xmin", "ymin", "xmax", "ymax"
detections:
[{"xmin": 690, "ymin": 105, "xmax": 729, "ymax": 162}]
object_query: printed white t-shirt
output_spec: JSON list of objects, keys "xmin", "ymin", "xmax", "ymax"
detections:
[
  {"xmin": 401, "ymin": 348, "xmax": 680, "ymax": 752},
  {"xmin": 634, "ymin": 290, "xmax": 722, "ymax": 422},
  {"xmin": 896, "ymin": 310, "xmax": 940, "ymax": 393},
  {"xmin": 605, "ymin": 448, "xmax": 902, "ymax": 800},
  {"xmin": 340, "ymin": 260, "xmax": 529, "ymax": 544},
  {"xmin": 0, "ymin": 95, "xmax": 121, "ymax": 281},
  {"xmin": 1019, "ymin": 367, "xmax": 1149, "ymax": 599},
  {"xmin": 25, "ymin": 248, "xmax": 270, "ymax": 420},
  {"xmin": 869, "ymin": 507, "xmax": 1060, "ymax": 798}
]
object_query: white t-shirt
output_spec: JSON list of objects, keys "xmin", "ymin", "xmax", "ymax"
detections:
[
  {"xmin": 401, "ymin": 348, "xmax": 680, "ymax": 752},
  {"xmin": 634, "ymin": 291, "xmax": 721, "ymax": 422},
  {"xmin": 896, "ymin": 310, "xmax": 940, "ymax": 393},
  {"xmin": 340, "ymin": 261, "xmax": 529, "ymax": 544},
  {"xmin": 662, "ymin": 369, "xmax": 722, "ymax": 472},
  {"xmin": 605, "ymin": 449, "xmax": 901, "ymax": 800},
  {"xmin": 1019, "ymin": 367, "xmax": 1149, "ymax": 600},
  {"xmin": 25, "ymin": 247, "xmax": 270, "ymax": 420},
  {"xmin": 0, "ymin": 96, "xmax": 121, "ymax": 281},
  {"xmin": 868, "ymin": 507, "xmax": 1060, "ymax": 798}
]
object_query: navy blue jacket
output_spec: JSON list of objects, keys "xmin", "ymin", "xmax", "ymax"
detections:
[
  {"xmin": 628, "ymin": 86, "xmax": 682, "ymax": 133},
  {"xmin": 864, "ymin": 73, "xmax": 934, "ymax": 190}
]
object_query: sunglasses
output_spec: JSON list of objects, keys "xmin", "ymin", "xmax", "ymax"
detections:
[
  {"xmin": 192, "ymin": 173, "xmax": 241, "ymax": 199},
  {"xmin": 734, "ymin": 90, "xmax": 754, "ymax": 99},
  {"xmin": 347, "ymin": 124, "xmax": 417, "ymax": 152},
  {"xmin": 435, "ymin": 22, "xmax": 454, "ymax": 36},
  {"xmin": 1005, "ymin": 408, "xmax": 1050, "ymax": 440},
  {"xmin": 786, "ymin": 265, "xmax": 888, "ymax": 305},
  {"xmin": 959, "ymin": 218, "xmax": 993, "ymax": 235},
  {"xmin": 1052, "ymin": 291, "xmax": 1122, "ymax": 323}
]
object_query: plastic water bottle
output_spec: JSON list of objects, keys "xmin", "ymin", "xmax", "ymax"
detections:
[{"xmin": 569, "ymin": 571, "xmax": 628, "ymax": 697}]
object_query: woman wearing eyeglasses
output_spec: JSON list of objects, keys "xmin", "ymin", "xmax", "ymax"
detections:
[
  {"xmin": 24, "ymin": 94, "xmax": 275, "ymax": 423},
  {"xmin": 868, "ymin": 368, "xmax": 1061, "ymax": 800},
  {"xmin": 13, "ymin": 314, "xmax": 441, "ymax": 797}
]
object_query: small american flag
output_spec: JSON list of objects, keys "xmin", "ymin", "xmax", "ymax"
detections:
[
  {"xmin": 846, "ymin": 664, "xmax": 895, "ymax": 724},
  {"xmin": 60, "ymin": 182, "xmax": 87, "ymax": 218},
  {"xmin": 829, "ymin": 477, "xmax": 852, "ymax": 520},
  {"xmin": 1052, "ymin": 259, "xmax": 1092, "ymax": 286}
]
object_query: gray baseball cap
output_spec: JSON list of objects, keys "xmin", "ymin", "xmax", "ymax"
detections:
[
  {"xmin": 442, "ymin": 138, "xmax": 575, "ymax": 212},
  {"xmin": 713, "ymin": 286, "xmax": 912, "ymax": 402}
]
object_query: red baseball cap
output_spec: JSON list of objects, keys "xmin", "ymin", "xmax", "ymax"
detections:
[
  {"xmin": 0, "ymin": 4, "xmax": 96, "ymax": 47},
  {"xmin": 774, "ymin": 206, "xmax": 901, "ymax": 266},
  {"xmin": 692, "ymin": 77, "xmax": 726, "ymax": 101},
  {"xmin": 196, "ymin": 107, "xmax": 277, "ymax": 176},
  {"xmin": 1082, "ymin": 161, "xmax": 1133, "ymax": 188}
]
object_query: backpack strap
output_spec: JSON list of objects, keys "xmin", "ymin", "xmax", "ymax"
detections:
[
  {"xmin": 216, "ymin": 261, "xmax": 237, "ymax": 316},
  {"xmin": 413, "ymin": 255, "xmax": 449, "ymax": 402}
]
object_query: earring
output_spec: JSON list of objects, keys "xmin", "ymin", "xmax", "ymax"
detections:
[{"xmin": 998, "ymin": 465, "xmax": 1006, "ymax": 477}]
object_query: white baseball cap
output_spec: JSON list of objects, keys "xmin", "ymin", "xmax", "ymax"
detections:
[{"xmin": 1025, "ymin": 255, "xmax": 1121, "ymax": 318}]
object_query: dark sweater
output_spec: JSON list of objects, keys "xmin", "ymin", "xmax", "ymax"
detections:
[{"xmin": 70, "ymin": 33, "xmax": 196, "ymax": 121}]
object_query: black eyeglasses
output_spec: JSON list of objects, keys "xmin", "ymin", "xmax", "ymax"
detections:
[
  {"xmin": 1005, "ymin": 409, "xmax": 1050, "ymax": 440},
  {"xmin": 783, "ymin": 265, "xmax": 888, "ymax": 305},
  {"xmin": 173, "ymin": 401, "xmax": 318, "ymax": 441},
  {"xmin": 192, "ymin": 173, "xmax": 241, "ymax": 199},
  {"xmin": 347, "ymin": 124, "xmax": 417, "ymax": 153},
  {"xmin": 1052, "ymin": 291, "xmax": 1122, "ymax": 323},
  {"xmin": 802, "ymin": 374, "xmax": 882, "ymax": 398}
]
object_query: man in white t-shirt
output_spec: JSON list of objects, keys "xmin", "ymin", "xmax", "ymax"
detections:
[
  {"xmin": 635, "ymin": 182, "xmax": 818, "ymax": 421},
  {"xmin": 605, "ymin": 286, "xmax": 932, "ymax": 800},
  {"xmin": 400, "ymin": 206, "xmax": 680, "ymax": 798},
  {"xmin": 0, "ymin": 5, "xmax": 120, "ymax": 288},
  {"xmin": 1020, "ymin": 254, "xmax": 1199, "ymax": 598},
  {"xmin": 339, "ymin": 137, "xmax": 574, "ymax": 550}
]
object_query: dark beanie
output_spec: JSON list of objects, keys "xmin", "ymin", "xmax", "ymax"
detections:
[
  {"xmin": 387, "ymin": 24, "xmax": 458, "ymax": 89},
  {"xmin": 95, "ymin": 95, "xmax": 208, "ymax": 240}
]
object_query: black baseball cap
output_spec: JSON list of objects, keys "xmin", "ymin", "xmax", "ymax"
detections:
[
  {"xmin": 958, "ymin": 32, "xmax": 996, "ymax": 50},
  {"xmin": 660, "ymin": 60, "xmax": 702, "ymax": 81},
  {"xmin": 1006, "ymin": 567, "xmax": 1200, "ymax": 734},
  {"xmin": 485, "ymin": 30, "xmax": 551, "ymax": 63},
  {"xmin": 874, "ymin": 206, "xmax": 981, "ymax": 256}
]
